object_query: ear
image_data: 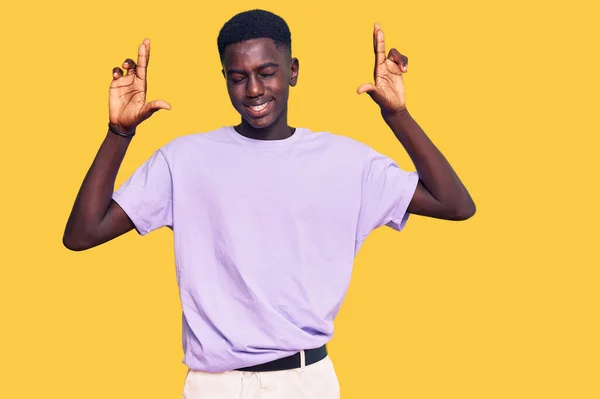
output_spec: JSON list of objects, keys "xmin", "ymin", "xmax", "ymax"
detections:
[{"xmin": 289, "ymin": 58, "xmax": 299, "ymax": 87}]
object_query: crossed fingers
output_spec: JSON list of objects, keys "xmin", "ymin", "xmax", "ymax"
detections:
[
  {"xmin": 373, "ymin": 23, "xmax": 408, "ymax": 73},
  {"xmin": 112, "ymin": 39, "xmax": 151, "ymax": 80}
]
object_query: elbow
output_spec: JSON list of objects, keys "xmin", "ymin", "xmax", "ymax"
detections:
[
  {"xmin": 452, "ymin": 200, "xmax": 476, "ymax": 221},
  {"xmin": 62, "ymin": 234, "xmax": 84, "ymax": 251},
  {"xmin": 62, "ymin": 232, "xmax": 92, "ymax": 252}
]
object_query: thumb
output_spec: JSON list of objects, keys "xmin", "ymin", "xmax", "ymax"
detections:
[
  {"xmin": 140, "ymin": 99, "xmax": 171, "ymax": 121},
  {"xmin": 357, "ymin": 83, "xmax": 375, "ymax": 95}
]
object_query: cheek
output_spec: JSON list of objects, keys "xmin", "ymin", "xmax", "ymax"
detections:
[
  {"xmin": 227, "ymin": 86, "xmax": 245, "ymax": 106},
  {"xmin": 272, "ymin": 80, "xmax": 289, "ymax": 99}
]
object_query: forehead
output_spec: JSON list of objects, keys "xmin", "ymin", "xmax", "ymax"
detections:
[{"xmin": 222, "ymin": 38, "xmax": 287, "ymax": 68}]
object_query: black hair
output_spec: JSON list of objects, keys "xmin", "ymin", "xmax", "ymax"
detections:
[{"xmin": 217, "ymin": 9, "xmax": 292, "ymax": 61}]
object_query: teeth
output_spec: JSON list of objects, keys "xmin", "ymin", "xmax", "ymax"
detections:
[{"xmin": 250, "ymin": 101, "xmax": 270, "ymax": 111}]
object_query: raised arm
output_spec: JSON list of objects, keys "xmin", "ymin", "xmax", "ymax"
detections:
[
  {"xmin": 63, "ymin": 38, "xmax": 171, "ymax": 251},
  {"xmin": 358, "ymin": 24, "xmax": 475, "ymax": 221}
]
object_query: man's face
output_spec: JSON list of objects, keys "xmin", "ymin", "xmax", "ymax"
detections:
[{"xmin": 222, "ymin": 38, "xmax": 298, "ymax": 130}]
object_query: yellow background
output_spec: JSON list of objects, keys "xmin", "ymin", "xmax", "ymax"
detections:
[{"xmin": 1, "ymin": 0, "xmax": 598, "ymax": 398}]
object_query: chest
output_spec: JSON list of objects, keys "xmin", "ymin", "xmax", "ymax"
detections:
[{"xmin": 170, "ymin": 149, "xmax": 363, "ymax": 225}]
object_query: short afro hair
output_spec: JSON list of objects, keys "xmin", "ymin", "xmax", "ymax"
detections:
[{"xmin": 217, "ymin": 9, "xmax": 292, "ymax": 61}]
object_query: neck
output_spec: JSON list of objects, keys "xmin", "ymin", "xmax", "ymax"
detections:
[{"xmin": 235, "ymin": 111, "xmax": 294, "ymax": 141}]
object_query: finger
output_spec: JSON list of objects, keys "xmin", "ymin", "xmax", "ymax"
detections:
[
  {"xmin": 357, "ymin": 84, "xmax": 385, "ymax": 105},
  {"xmin": 387, "ymin": 49, "xmax": 409, "ymax": 72},
  {"xmin": 123, "ymin": 58, "xmax": 137, "ymax": 75},
  {"xmin": 139, "ymin": 99, "xmax": 171, "ymax": 121},
  {"xmin": 357, "ymin": 83, "xmax": 375, "ymax": 95},
  {"xmin": 137, "ymin": 38, "xmax": 150, "ymax": 80},
  {"xmin": 112, "ymin": 67, "xmax": 124, "ymax": 80},
  {"xmin": 373, "ymin": 23, "xmax": 386, "ymax": 66}
]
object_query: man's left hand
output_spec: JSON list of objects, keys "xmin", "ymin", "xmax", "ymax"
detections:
[{"xmin": 358, "ymin": 23, "xmax": 408, "ymax": 115}]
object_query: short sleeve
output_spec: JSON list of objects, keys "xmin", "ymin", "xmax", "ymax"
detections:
[
  {"xmin": 356, "ymin": 147, "xmax": 419, "ymax": 241},
  {"xmin": 112, "ymin": 149, "xmax": 173, "ymax": 236}
]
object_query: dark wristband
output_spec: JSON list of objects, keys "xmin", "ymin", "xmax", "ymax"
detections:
[{"xmin": 108, "ymin": 123, "xmax": 136, "ymax": 138}]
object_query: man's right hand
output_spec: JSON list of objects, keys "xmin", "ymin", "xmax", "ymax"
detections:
[{"xmin": 109, "ymin": 38, "xmax": 171, "ymax": 135}]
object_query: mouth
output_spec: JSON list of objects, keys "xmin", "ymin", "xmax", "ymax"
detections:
[{"xmin": 244, "ymin": 99, "xmax": 274, "ymax": 118}]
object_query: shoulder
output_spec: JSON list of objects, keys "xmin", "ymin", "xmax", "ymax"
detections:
[
  {"xmin": 157, "ymin": 126, "xmax": 231, "ymax": 160},
  {"xmin": 299, "ymin": 128, "xmax": 407, "ymax": 176},
  {"xmin": 298, "ymin": 127, "xmax": 372, "ymax": 156}
]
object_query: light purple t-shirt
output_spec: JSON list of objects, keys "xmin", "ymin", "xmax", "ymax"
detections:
[{"xmin": 112, "ymin": 125, "xmax": 419, "ymax": 372}]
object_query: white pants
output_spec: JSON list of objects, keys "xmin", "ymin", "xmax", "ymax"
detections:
[{"xmin": 182, "ymin": 355, "xmax": 340, "ymax": 399}]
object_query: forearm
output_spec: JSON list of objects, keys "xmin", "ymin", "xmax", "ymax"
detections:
[
  {"xmin": 382, "ymin": 108, "xmax": 475, "ymax": 216},
  {"xmin": 63, "ymin": 130, "xmax": 132, "ymax": 248}
]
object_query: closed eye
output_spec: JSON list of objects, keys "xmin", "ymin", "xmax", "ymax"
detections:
[{"xmin": 229, "ymin": 76, "xmax": 247, "ymax": 84}]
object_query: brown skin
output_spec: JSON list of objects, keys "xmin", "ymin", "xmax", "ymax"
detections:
[
  {"xmin": 63, "ymin": 39, "xmax": 170, "ymax": 251},
  {"xmin": 358, "ymin": 24, "xmax": 476, "ymax": 220},
  {"xmin": 63, "ymin": 26, "xmax": 474, "ymax": 251},
  {"xmin": 222, "ymin": 38, "xmax": 299, "ymax": 140}
]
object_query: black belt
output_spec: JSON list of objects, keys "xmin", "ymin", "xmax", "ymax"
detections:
[{"xmin": 235, "ymin": 345, "xmax": 328, "ymax": 372}]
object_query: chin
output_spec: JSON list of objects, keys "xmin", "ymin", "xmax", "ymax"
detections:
[
  {"xmin": 242, "ymin": 114, "xmax": 278, "ymax": 130},
  {"xmin": 246, "ymin": 119, "xmax": 272, "ymax": 129}
]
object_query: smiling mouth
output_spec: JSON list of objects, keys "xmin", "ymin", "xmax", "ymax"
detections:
[{"xmin": 244, "ymin": 99, "xmax": 274, "ymax": 117}]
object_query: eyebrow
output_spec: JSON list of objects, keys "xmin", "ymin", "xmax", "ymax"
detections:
[{"xmin": 226, "ymin": 62, "xmax": 280, "ymax": 76}]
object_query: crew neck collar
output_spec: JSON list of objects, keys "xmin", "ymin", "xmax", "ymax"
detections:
[{"xmin": 226, "ymin": 125, "xmax": 306, "ymax": 147}]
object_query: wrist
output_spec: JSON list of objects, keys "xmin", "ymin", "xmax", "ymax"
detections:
[
  {"xmin": 104, "ymin": 128, "xmax": 134, "ymax": 151},
  {"xmin": 108, "ymin": 122, "xmax": 136, "ymax": 138},
  {"xmin": 381, "ymin": 106, "xmax": 410, "ymax": 118},
  {"xmin": 381, "ymin": 106, "xmax": 411, "ymax": 124}
]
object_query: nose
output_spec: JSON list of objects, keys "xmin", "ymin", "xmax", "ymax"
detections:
[{"xmin": 245, "ymin": 75, "xmax": 264, "ymax": 98}]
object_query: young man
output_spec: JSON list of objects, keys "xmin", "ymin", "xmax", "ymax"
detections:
[{"xmin": 63, "ymin": 9, "xmax": 475, "ymax": 399}]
